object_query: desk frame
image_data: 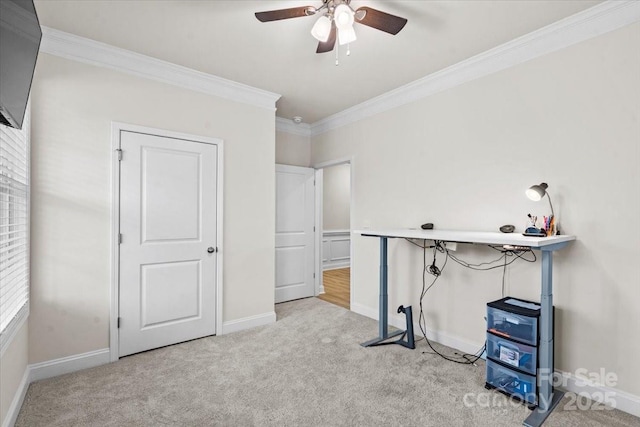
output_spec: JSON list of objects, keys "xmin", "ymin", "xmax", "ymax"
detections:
[{"xmin": 357, "ymin": 229, "xmax": 574, "ymax": 427}]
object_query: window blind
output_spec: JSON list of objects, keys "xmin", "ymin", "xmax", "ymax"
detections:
[{"xmin": 0, "ymin": 107, "xmax": 30, "ymax": 337}]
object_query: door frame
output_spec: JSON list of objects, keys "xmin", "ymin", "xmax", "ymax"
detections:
[
  {"xmin": 109, "ymin": 122, "xmax": 224, "ymax": 361},
  {"xmin": 313, "ymin": 157, "xmax": 354, "ymax": 307}
]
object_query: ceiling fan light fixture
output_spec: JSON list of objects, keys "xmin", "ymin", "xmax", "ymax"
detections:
[
  {"xmin": 338, "ymin": 25, "xmax": 357, "ymax": 45},
  {"xmin": 311, "ymin": 15, "xmax": 332, "ymax": 42},
  {"xmin": 334, "ymin": 4, "xmax": 354, "ymax": 30}
]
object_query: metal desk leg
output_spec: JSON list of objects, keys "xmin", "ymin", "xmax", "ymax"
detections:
[
  {"xmin": 524, "ymin": 248, "xmax": 564, "ymax": 427},
  {"xmin": 361, "ymin": 237, "xmax": 404, "ymax": 347}
]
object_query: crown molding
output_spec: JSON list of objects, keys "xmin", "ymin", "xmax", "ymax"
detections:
[
  {"xmin": 39, "ymin": 27, "xmax": 281, "ymax": 110},
  {"xmin": 311, "ymin": 0, "xmax": 640, "ymax": 137},
  {"xmin": 275, "ymin": 117, "xmax": 311, "ymax": 138}
]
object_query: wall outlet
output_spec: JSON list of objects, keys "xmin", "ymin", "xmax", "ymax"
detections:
[{"xmin": 446, "ymin": 242, "xmax": 457, "ymax": 251}]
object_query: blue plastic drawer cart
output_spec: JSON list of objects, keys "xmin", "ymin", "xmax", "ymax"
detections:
[{"xmin": 485, "ymin": 297, "xmax": 551, "ymax": 408}]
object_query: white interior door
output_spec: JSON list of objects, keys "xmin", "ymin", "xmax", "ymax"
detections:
[
  {"xmin": 119, "ymin": 130, "xmax": 218, "ymax": 357},
  {"xmin": 275, "ymin": 164, "xmax": 315, "ymax": 303}
]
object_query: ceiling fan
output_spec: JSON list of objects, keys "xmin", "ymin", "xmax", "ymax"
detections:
[{"xmin": 255, "ymin": 0, "xmax": 408, "ymax": 54}]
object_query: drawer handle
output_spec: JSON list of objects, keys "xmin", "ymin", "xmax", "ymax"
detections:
[{"xmin": 488, "ymin": 328, "xmax": 511, "ymax": 339}]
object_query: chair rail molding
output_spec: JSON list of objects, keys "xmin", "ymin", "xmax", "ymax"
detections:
[
  {"xmin": 39, "ymin": 27, "xmax": 281, "ymax": 111},
  {"xmin": 322, "ymin": 229, "xmax": 351, "ymax": 271}
]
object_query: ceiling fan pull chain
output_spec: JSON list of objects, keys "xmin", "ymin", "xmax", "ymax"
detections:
[
  {"xmin": 335, "ymin": 43, "xmax": 339, "ymax": 66},
  {"xmin": 346, "ymin": 43, "xmax": 351, "ymax": 56}
]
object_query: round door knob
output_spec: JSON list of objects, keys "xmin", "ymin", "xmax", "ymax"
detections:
[{"xmin": 207, "ymin": 247, "xmax": 215, "ymax": 253}]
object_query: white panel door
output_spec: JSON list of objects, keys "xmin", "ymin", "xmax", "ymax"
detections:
[
  {"xmin": 119, "ymin": 131, "xmax": 217, "ymax": 357},
  {"xmin": 275, "ymin": 164, "xmax": 315, "ymax": 303}
]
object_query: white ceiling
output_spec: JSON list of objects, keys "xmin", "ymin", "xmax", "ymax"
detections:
[{"xmin": 34, "ymin": 0, "xmax": 602, "ymax": 124}]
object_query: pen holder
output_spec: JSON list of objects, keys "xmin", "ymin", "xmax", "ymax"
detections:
[{"xmin": 544, "ymin": 215, "xmax": 557, "ymax": 236}]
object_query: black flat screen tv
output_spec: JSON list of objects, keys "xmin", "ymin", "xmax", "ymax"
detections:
[{"xmin": 0, "ymin": 0, "xmax": 42, "ymax": 130}]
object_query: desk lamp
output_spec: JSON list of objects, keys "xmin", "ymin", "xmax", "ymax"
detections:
[
  {"xmin": 526, "ymin": 182, "xmax": 555, "ymax": 218},
  {"xmin": 526, "ymin": 182, "xmax": 560, "ymax": 235}
]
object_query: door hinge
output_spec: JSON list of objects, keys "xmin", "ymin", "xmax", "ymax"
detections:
[
  {"xmin": 118, "ymin": 233, "xmax": 123, "ymax": 244},
  {"xmin": 117, "ymin": 317, "xmax": 121, "ymax": 328},
  {"xmin": 116, "ymin": 149, "xmax": 123, "ymax": 161}
]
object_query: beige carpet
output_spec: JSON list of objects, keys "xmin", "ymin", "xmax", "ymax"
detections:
[{"xmin": 16, "ymin": 298, "xmax": 639, "ymax": 426}]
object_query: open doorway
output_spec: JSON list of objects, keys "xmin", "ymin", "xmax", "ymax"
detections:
[{"xmin": 315, "ymin": 161, "xmax": 351, "ymax": 310}]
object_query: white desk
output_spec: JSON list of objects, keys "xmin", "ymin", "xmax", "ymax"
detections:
[{"xmin": 354, "ymin": 228, "xmax": 576, "ymax": 427}]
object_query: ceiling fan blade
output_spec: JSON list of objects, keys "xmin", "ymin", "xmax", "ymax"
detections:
[
  {"xmin": 255, "ymin": 6, "xmax": 316, "ymax": 22},
  {"xmin": 354, "ymin": 6, "xmax": 407, "ymax": 35},
  {"xmin": 316, "ymin": 23, "xmax": 336, "ymax": 54}
]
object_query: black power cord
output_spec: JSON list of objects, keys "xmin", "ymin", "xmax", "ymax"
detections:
[
  {"xmin": 414, "ymin": 240, "xmax": 536, "ymax": 365},
  {"xmin": 418, "ymin": 241, "xmax": 485, "ymax": 364}
]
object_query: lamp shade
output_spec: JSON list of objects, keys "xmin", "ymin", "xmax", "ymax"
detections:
[
  {"xmin": 526, "ymin": 182, "xmax": 555, "ymax": 221},
  {"xmin": 526, "ymin": 183, "xmax": 548, "ymax": 201},
  {"xmin": 334, "ymin": 4, "xmax": 354, "ymax": 30},
  {"xmin": 338, "ymin": 25, "xmax": 357, "ymax": 45},
  {"xmin": 311, "ymin": 15, "xmax": 332, "ymax": 42}
]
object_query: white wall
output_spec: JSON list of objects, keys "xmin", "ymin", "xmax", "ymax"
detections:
[
  {"xmin": 0, "ymin": 322, "xmax": 28, "ymax": 426},
  {"xmin": 322, "ymin": 164, "xmax": 350, "ymax": 231},
  {"xmin": 29, "ymin": 53, "xmax": 276, "ymax": 364},
  {"xmin": 312, "ymin": 23, "xmax": 640, "ymax": 397},
  {"xmin": 275, "ymin": 130, "xmax": 310, "ymax": 167}
]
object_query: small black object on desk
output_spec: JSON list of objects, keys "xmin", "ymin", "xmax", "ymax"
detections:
[
  {"xmin": 421, "ymin": 223, "xmax": 434, "ymax": 230},
  {"xmin": 500, "ymin": 225, "xmax": 515, "ymax": 233}
]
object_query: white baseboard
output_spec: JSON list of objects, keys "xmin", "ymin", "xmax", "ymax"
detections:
[
  {"xmin": 1, "ymin": 367, "xmax": 30, "ymax": 427},
  {"xmin": 557, "ymin": 371, "xmax": 640, "ymax": 418},
  {"xmin": 221, "ymin": 311, "xmax": 276, "ymax": 335},
  {"xmin": 29, "ymin": 348, "xmax": 111, "ymax": 383},
  {"xmin": 350, "ymin": 302, "xmax": 640, "ymax": 418}
]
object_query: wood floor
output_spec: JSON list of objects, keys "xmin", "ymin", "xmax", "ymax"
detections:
[{"xmin": 317, "ymin": 267, "xmax": 350, "ymax": 309}]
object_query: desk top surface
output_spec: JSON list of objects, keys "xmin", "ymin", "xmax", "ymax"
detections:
[{"xmin": 353, "ymin": 228, "xmax": 576, "ymax": 248}]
